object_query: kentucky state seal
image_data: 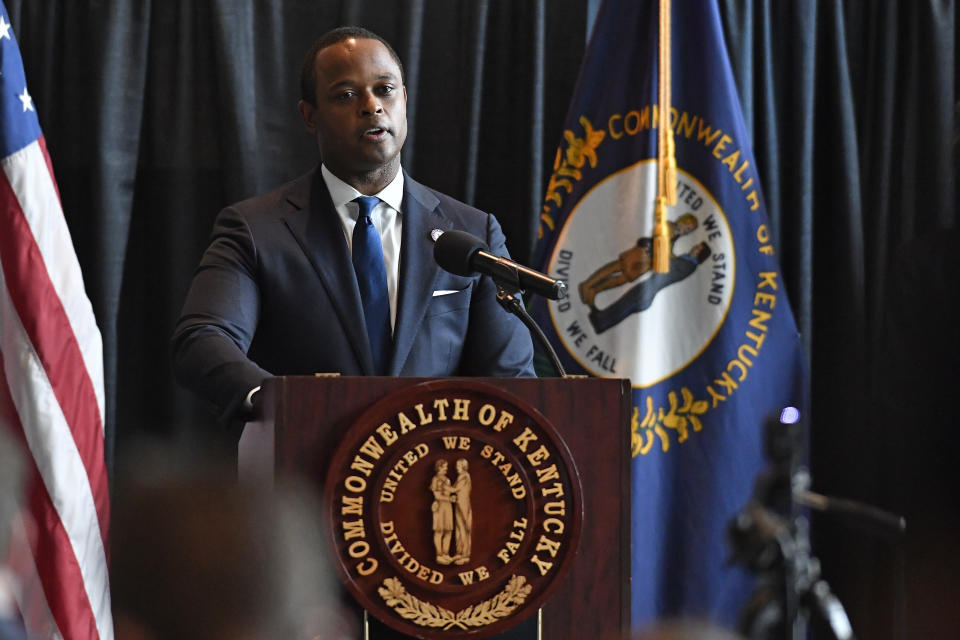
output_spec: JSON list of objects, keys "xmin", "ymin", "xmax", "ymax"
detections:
[{"xmin": 325, "ymin": 380, "xmax": 583, "ymax": 638}]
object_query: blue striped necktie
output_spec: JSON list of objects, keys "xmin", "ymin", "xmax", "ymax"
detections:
[{"xmin": 352, "ymin": 196, "xmax": 391, "ymax": 374}]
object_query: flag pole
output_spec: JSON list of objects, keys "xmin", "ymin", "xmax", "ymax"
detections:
[{"xmin": 653, "ymin": 0, "xmax": 676, "ymax": 273}]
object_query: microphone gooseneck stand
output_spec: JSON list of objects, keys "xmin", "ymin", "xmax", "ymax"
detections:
[{"xmin": 494, "ymin": 283, "xmax": 567, "ymax": 378}]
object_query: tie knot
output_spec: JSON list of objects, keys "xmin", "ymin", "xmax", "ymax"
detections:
[{"xmin": 354, "ymin": 196, "xmax": 381, "ymax": 221}]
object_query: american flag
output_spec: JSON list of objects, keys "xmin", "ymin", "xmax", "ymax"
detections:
[{"xmin": 0, "ymin": 3, "xmax": 113, "ymax": 639}]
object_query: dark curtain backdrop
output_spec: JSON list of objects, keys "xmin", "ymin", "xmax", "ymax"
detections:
[
  {"xmin": 7, "ymin": 1, "xmax": 959, "ymax": 638},
  {"xmin": 6, "ymin": 0, "xmax": 587, "ymax": 450}
]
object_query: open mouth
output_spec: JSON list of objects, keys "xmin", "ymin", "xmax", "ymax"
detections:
[{"xmin": 363, "ymin": 127, "xmax": 388, "ymax": 140}]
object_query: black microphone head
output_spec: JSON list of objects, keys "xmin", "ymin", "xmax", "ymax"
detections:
[{"xmin": 433, "ymin": 229, "xmax": 489, "ymax": 276}]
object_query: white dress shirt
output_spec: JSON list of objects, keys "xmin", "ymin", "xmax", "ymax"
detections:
[{"xmin": 320, "ymin": 164, "xmax": 404, "ymax": 333}]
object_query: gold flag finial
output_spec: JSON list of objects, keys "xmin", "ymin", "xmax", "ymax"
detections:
[{"xmin": 653, "ymin": 0, "xmax": 675, "ymax": 273}]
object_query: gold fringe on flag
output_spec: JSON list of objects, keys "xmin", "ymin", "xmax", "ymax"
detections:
[{"xmin": 653, "ymin": 0, "xmax": 676, "ymax": 273}]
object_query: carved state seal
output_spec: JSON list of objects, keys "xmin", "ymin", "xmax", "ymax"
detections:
[{"xmin": 325, "ymin": 380, "xmax": 583, "ymax": 638}]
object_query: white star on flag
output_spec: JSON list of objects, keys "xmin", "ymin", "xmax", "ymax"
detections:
[
  {"xmin": 19, "ymin": 86, "xmax": 33, "ymax": 112},
  {"xmin": 0, "ymin": 15, "xmax": 11, "ymax": 40}
]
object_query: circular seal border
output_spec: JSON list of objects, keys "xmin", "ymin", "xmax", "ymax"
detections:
[{"xmin": 324, "ymin": 380, "xmax": 584, "ymax": 638}]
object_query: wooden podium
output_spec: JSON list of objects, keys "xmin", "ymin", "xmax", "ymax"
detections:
[{"xmin": 239, "ymin": 376, "xmax": 631, "ymax": 639}]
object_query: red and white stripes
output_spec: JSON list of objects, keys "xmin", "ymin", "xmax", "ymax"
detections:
[{"xmin": 0, "ymin": 136, "xmax": 113, "ymax": 640}]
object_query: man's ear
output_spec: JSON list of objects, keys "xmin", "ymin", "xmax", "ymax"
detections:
[{"xmin": 298, "ymin": 100, "xmax": 317, "ymax": 134}]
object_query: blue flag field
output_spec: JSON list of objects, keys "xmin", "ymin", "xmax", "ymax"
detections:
[{"xmin": 531, "ymin": 0, "xmax": 807, "ymax": 627}]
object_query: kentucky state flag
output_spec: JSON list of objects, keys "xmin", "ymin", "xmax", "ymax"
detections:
[{"xmin": 531, "ymin": 0, "xmax": 807, "ymax": 627}]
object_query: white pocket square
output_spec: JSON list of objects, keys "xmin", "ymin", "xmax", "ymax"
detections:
[{"xmin": 432, "ymin": 289, "xmax": 462, "ymax": 297}]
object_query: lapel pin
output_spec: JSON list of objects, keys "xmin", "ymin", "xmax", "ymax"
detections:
[{"xmin": 430, "ymin": 229, "xmax": 444, "ymax": 242}]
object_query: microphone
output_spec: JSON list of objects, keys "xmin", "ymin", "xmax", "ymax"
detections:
[{"xmin": 433, "ymin": 230, "xmax": 568, "ymax": 300}]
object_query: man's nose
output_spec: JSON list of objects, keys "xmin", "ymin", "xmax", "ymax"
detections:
[{"xmin": 360, "ymin": 92, "xmax": 383, "ymax": 115}]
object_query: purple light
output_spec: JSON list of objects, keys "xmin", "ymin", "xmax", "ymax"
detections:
[{"xmin": 779, "ymin": 406, "xmax": 800, "ymax": 424}]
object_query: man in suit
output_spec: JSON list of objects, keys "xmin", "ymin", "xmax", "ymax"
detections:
[{"xmin": 172, "ymin": 26, "xmax": 535, "ymax": 425}]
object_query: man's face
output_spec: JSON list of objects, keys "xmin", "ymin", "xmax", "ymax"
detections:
[
  {"xmin": 299, "ymin": 38, "xmax": 407, "ymax": 179},
  {"xmin": 676, "ymin": 219, "xmax": 697, "ymax": 236}
]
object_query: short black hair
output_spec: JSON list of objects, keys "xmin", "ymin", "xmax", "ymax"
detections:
[{"xmin": 299, "ymin": 26, "xmax": 405, "ymax": 106}]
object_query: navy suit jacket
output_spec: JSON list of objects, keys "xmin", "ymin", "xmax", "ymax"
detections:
[{"xmin": 172, "ymin": 168, "xmax": 535, "ymax": 421}]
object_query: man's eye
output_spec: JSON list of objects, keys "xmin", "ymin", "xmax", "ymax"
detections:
[
  {"xmin": 335, "ymin": 91, "xmax": 356, "ymax": 101},
  {"xmin": 379, "ymin": 86, "xmax": 395, "ymax": 96}
]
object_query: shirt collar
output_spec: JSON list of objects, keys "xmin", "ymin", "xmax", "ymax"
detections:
[{"xmin": 320, "ymin": 164, "xmax": 405, "ymax": 213}]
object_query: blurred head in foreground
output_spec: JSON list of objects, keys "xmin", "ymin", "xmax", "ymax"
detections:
[
  {"xmin": 111, "ymin": 461, "xmax": 351, "ymax": 640},
  {"xmin": 633, "ymin": 620, "xmax": 746, "ymax": 640}
]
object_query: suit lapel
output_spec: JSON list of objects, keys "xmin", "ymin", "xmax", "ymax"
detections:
[
  {"xmin": 389, "ymin": 175, "xmax": 452, "ymax": 375},
  {"xmin": 280, "ymin": 170, "xmax": 375, "ymax": 374}
]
